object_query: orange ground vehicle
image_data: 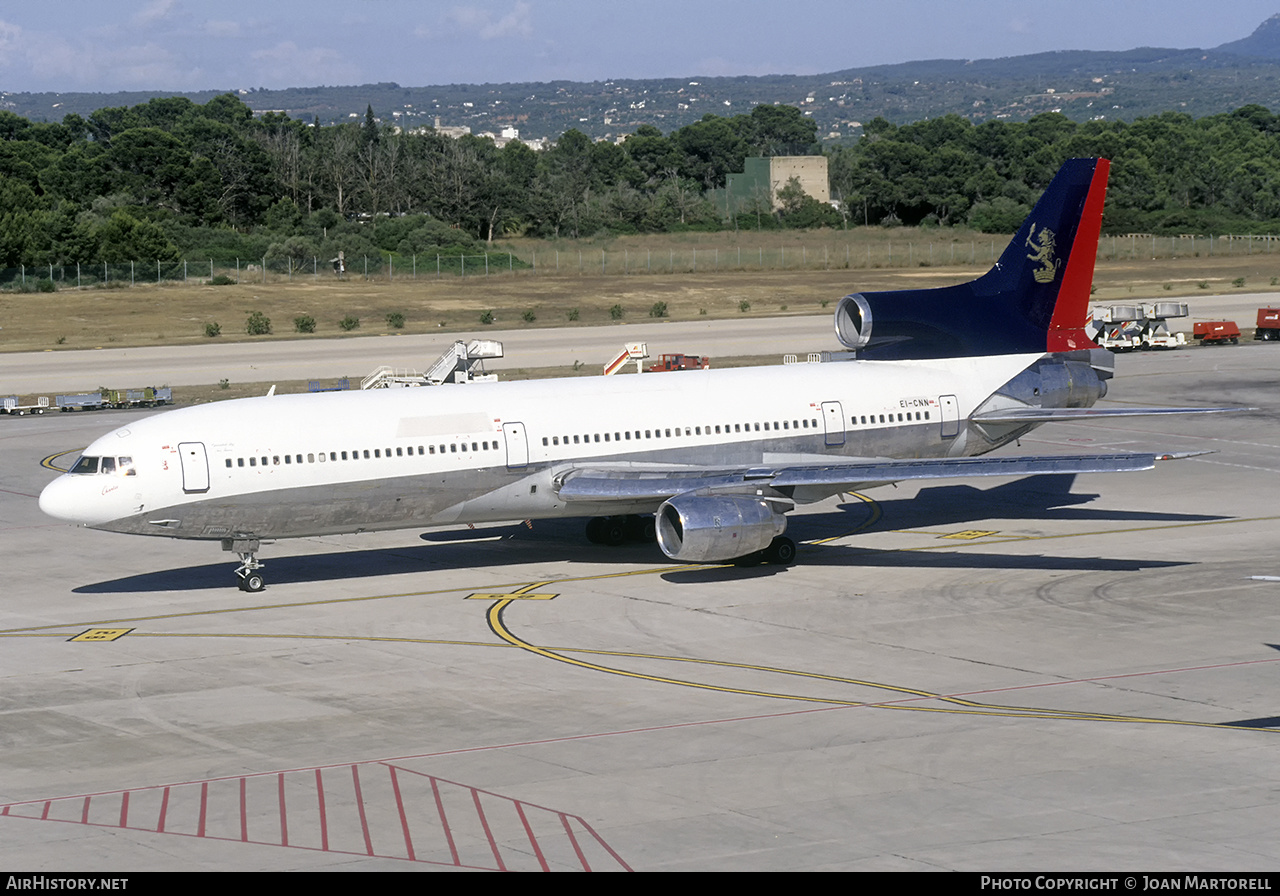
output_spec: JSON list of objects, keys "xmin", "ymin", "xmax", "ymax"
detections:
[
  {"xmin": 1193, "ymin": 321, "xmax": 1241, "ymax": 344},
  {"xmin": 646, "ymin": 353, "xmax": 710, "ymax": 372}
]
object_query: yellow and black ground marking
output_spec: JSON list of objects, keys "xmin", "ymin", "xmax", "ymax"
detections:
[
  {"xmin": 69, "ymin": 628, "xmax": 133, "ymax": 642},
  {"xmin": 9, "ymin": 490, "xmax": 1280, "ymax": 736},
  {"xmin": 41, "ymin": 450, "xmax": 81, "ymax": 473}
]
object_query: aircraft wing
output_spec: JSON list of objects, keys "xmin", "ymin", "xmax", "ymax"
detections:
[{"xmin": 555, "ymin": 452, "xmax": 1160, "ymax": 503}]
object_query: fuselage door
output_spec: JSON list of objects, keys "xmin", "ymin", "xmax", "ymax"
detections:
[
  {"xmin": 502, "ymin": 422, "xmax": 529, "ymax": 470},
  {"xmin": 939, "ymin": 395, "xmax": 960, "ymax": 439},
  {"xmin": 820, "ymin": 401, "xmax": 845, "ymax": 447},
  {"xmin": 178, "ymin": 441, "xmax": 210, "ymax": 493}
]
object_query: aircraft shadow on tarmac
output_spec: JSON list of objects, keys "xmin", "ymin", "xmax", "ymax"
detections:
[{"xmin": 74, "ymin": 476, "xmax": 1210, "ymax": 594}]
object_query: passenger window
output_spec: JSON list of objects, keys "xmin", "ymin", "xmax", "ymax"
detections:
[{"xmin": 226, "ymin": 459, "xmax": 233, "ymax": 468}]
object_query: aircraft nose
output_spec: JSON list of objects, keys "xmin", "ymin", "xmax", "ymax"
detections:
[{"xmin": 39, "ymin": 475, "xmax": 84, "ymax": 523}]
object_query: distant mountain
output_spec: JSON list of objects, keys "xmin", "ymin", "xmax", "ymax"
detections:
[
  {"xmin": 1216, "ymin": 13, "xmax": 1280, "ymax": 57},
  {"xmin": 5, "ymin": 16, "xmax": 1280, "ymax": 142}
]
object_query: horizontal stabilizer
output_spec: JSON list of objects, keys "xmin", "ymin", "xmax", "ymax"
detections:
[{"xmin": 972, "ymin": 406, "xmax": 1247, "ymax": 424}]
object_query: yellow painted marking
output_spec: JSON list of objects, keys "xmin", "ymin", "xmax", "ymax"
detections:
[
  {"xmin": 804, "ymin": 492, "xmax": 882, "ymax": 546},
  {"xmin": 69, "ymin": 628, "xmax": 133, "ymax": 642},
  {"xmin": 41, "ymin": 450, "xmax": 83, "ymax": 472},
  {"xmin": 466, "ymin": 592, "xmax": 558, "ymax": 601},
  {"xmin": 941, "ymin": 529, "xmax": 999, "ymax": 540},
  {"xmin": 9, "ymin": 495, "xmax": 1280, "ymax": 734}
]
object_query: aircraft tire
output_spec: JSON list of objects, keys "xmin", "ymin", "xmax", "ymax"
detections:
[
  {"xmin": 242, "ymin": 572, "xmax": 266, "ymax": 593},
  {"xmin": 602, "ymin": 517, "xmax": 627, "ymax": 546},
  {"xmin": 765, "ymin": 536, "xmax": 797, "ymax": 566}
]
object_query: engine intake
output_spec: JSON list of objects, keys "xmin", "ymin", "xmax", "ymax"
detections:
[
  {"xmin": 834, "ymin": 293, "xmax": 873, "ymax": 350},
  {"xmin": 655, "ymin": 493, "xmax": 788, "ymax": 562}
]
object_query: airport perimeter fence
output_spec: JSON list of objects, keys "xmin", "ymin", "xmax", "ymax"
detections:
[{"xmin": 2, "ymin": 234, "xmax": 1277, "ymax": 290}]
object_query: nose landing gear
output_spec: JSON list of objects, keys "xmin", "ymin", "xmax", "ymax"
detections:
[{"xmin": 223, "ymin": 537, "xmax": 266, "ymax": 591}]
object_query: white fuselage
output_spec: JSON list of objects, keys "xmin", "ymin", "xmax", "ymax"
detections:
[{"xmin": 39, "ymin": 352, "xmax": 1042, "ymax": 541}]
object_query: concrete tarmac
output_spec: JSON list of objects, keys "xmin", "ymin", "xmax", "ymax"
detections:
[{"xmin": 2, "ymin": 321, "xmax": 1280, "ymax": 871}]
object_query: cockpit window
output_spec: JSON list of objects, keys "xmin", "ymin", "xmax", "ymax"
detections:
[
  {"xmin": 69, "ymin": 455, "xmax": 135, "ymax": 476},
  {"xmin": 70, "ymin": 455, "xmax": 99, "ymax": 474}
]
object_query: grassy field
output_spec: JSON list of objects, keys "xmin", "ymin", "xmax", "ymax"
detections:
[{"xmin": 3, "ymin": 231, "xmax": 1280, "ymax": 354}]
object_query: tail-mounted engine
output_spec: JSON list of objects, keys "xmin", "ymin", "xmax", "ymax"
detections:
[{"xmin": 834, "ymin": 293, "xmax": 873, "ymax": 350}]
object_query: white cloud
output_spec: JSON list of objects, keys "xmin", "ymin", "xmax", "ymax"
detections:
[
  {"xmin": 249, "ymin": 41, "xmax": 361, "ymax": 86},
  {"xmin": 446, "ymin": 2, "xmax": 533, "ymax": 40},
  {"xmin": 132, "ymin": 0, "xmax": 179, "ymax": 27},
  {"xmin": 202, "ymin": 20, "xmax": 242, "ymax": 39},
  {"xmin": 0, "ymin": 19, "xmax": 23, "ymax": 68}
]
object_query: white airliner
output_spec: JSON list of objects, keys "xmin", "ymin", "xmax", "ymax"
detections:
[{"xmin": 39, "ymin": 159, "xmax": 1234, "ymax": 591}]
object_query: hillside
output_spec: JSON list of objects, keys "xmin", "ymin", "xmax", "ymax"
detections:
[{"xmin": 5, "ymin": 16, "xmax": 1280, "ymax": 141}]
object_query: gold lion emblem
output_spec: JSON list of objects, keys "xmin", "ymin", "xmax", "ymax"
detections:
[{"xmin": 1025, "ymin": 224, "xmax": 1058, "ymax": 284}]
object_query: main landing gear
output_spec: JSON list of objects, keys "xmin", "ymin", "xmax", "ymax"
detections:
[
  {"xmin": 585, "ymin": 514, "xmax": 656, "ymax": 546},
  {"xmin": 731, "ymin": 535, "xmax": 797, "ymax": 567},
  {"xmin": 223, "ymin": 537, "xmax": 266, "ymax": 592}
]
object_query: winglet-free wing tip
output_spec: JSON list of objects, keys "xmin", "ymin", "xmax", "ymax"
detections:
[{"xmin": 1155, "ymin": 450, "xmax": 1217, "ymax": 461}]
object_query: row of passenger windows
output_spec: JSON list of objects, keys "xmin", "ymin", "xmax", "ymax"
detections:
[
  {"xmin": 224, "ymin": 440, "xmax": 500, "ymax": 469},
  {"xmin": 859, "ymin": 411, "xmax": 930, "ymax": 424},
  {"xmin": 542, "ymin": 418, "xmax": 821, "ymax": 447},
  {"xmin": 222, "ymin": 409, "xmax": 936, "ymax": 470}
]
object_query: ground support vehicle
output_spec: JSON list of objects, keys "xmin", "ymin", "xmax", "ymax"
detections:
[
  {"xmin": 1255, "ymin": 308, "xmax": 1280, "ymax": 340},
  {"xmin": 1194, "ymin": 321, "xmax": 1242, "ymax": 345},
  {"xmin": 2, "ymin": 395, "xmax": 51, "ymax": 415},
  {"xmin": 104, "ymin": 387, "xmax": 172, "ymax": 409},
  {"xmin": 56, "ymin": 393, "xmax": 107, "ymax": 412},
  {"xmin": 1091, "ymin": 303, "xmax": 1188, "ymax": 351},
  {"xmin": 647, "ymin": 353, "xmax": 711, "ymax": 372}
]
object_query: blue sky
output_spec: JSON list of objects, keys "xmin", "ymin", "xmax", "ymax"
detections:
[{"xmin": 1, "ymin": 1, "xmax": 1277, "ymax": 93}]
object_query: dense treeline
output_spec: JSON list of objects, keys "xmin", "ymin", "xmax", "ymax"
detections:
[
  {"xmin": 2, "ymin": 93, "xmax": 1279, "ymax": 268},
  {"xmin": 829, "ymin": 106, "xmax": 1280, "ymax": 234}
]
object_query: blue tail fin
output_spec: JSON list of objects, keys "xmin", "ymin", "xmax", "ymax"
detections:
[{"xmin": 834, "ymin": 158, "xmax": 1110, "ymax": 359}]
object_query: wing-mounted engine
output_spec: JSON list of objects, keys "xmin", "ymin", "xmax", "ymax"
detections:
[{"xmin": 655, "ymin": 492, "xmax": 789, "ymax": 562}]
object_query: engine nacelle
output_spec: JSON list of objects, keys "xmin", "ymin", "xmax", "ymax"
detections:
[
  {"xmin": 834, "ymin": 293, "xmax": 873, "ymax": 350},
  {"xmin": 655, "ymin": 493, "xmax": 788, "ymax": 562}
]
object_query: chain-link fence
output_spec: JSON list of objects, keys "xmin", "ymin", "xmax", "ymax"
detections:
[{"xmin": 2, "ymin": 234, "xmax": 1275, "ymax": 289}]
